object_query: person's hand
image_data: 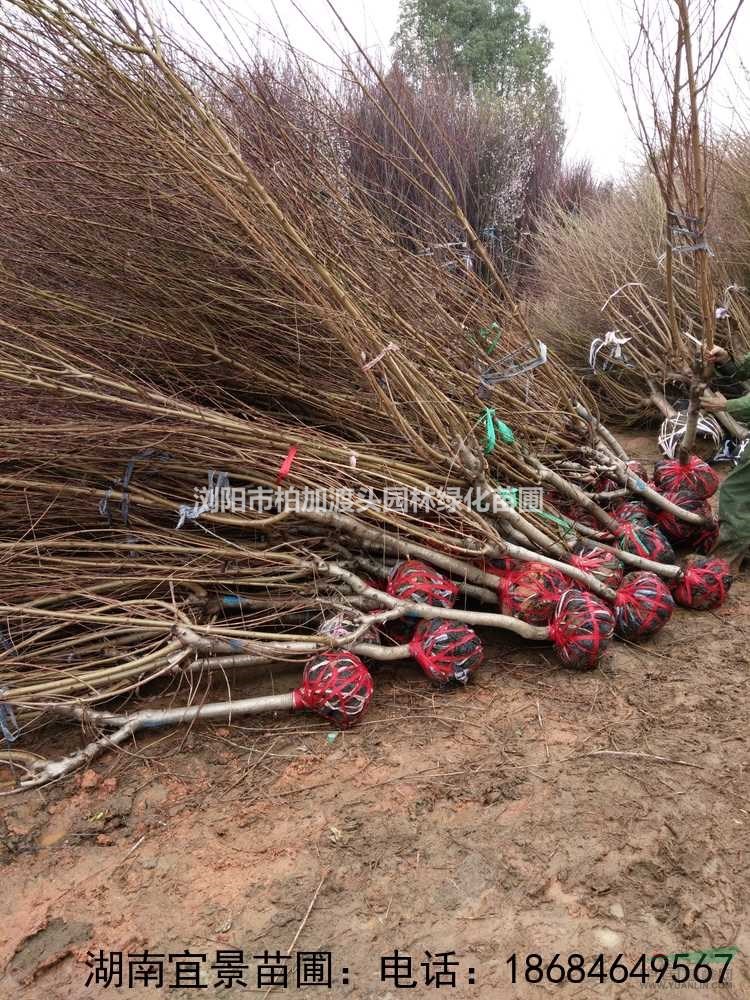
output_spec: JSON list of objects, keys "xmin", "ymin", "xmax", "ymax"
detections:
[
  {"xmin": 704, "ymin": 345, "xmax": 730, "ymax": 366},
  {"xmin": 700, "ymin": 391, "xmax": 728, "ymax": 413}
]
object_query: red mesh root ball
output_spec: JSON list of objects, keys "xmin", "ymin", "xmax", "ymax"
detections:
[
  {"xmin": 387, "ymin": 559, "xmax": 459, "ymax": 609},
  {"xmin": 569, "ymin": 541, "xmax": 624, "ymax": 591},
  {"xmin": 616, "ymin": 523, "xmax": 675, "ymax": 564},
  {"xmin": 594, "ymin": 474, "xmax": 620, "ymax": 497},
  {"xmin": 653, "ymin": 455, "xmax": 719, "ymax": 500},
  {"xmin": 408, "ymin": 618, "xmax": 484, "ymax": 685},
  {"xmin": 652, "ymin": 490, "xmax": 712, "ymax": 544},
  {"xmin": 478, "ymin": 555, "xmax": 521, "ymax": 578},
  {"xmin": 688, "ymin": 518, "xmax": 720, "ymax": 555},
  {"xmin": 498, "ymin": 561, "xmax": 568, "ymax": 625},
  {"xmin": 295, "ymin": 651, "xmax": 374, "ymax": 727},
  {"xmin": 549, "ymin": 590, "xmax": 614, "ymax": 670},
  {"xmin": 671, "ymin": 555, "xmax": 733, "ymax": 610},
  {"xmin": 567, "ymin": 506, "xmax": 603, "ymax": 530},
  {"xmin": 611, "ymin": 497, "xmax": 652, "ymax": 526},
  {"xmin": 613, "ymin": 572, "xmax": 675, "ymax": 641},
  {"xmin": 626, "ymin": 460, "xmax": 648, "ymax": 481}
]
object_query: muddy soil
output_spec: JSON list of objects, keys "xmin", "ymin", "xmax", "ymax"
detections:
[{"xmin": 2, "ymin": 435, "xmax": 749, "ymax": 999}]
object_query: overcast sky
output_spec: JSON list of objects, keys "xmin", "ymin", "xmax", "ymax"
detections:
[{"xmin": 178, "ymin": 0, "xmax": 749, "ymax": 181}]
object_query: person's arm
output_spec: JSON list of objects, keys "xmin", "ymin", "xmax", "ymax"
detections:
[
  {"xmin": 725, "ymin": 392, "xmax": 750, "ymax": 423},
  {"xmin": 706, "ymin": 346, "xmax": 750, "ymax": 381},
  {"xmin": 701, "ymin": 388, "xmax": 750, "ymax": 422}
]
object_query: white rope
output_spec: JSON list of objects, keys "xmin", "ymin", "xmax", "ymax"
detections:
[
  {"xmin": 589, "ymin": 330, "xmax": 631, "ymax": 371},
  {"xmin": 682, "ymin": 329, "xmax": 702, "ymax": 348},
  {"xmin": 176, "ymin": 471, "xmax": 230, "ymax": 529},
  {"xmin": 657, "ymin": 412, "xmax": 723, "ymax": 459},
  {"xmin": 714, "ymin": 285, "xmax": 747, "ymax": 320}
]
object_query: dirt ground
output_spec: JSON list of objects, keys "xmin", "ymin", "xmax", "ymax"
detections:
[{"xmin": 2, "ymin": 433, "xmax": 749, "ymax": 999}]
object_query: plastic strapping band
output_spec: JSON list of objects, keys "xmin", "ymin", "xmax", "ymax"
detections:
[
  {"xmin": 670, "ymin": 240, "xmax": 714, "ymax": 256},
  {"xmin": 98, "ymin": 487, "xmax": 113, "ymax": 520},
  {"xmin": 483, "ymin": 409, "xmax": 515, "ymax": 453},
  {"xmin": 480, "ymin": 341, "xmax": 547, "ymax": 386},
  {"xmin": 483, "ymin": 408, "xmax": 497, "ymax": 454},
  {"xmin": 0, "ymin": 688, "xmax": 18, "ymax": 745},
  {"xmin": 99, "ymin": 448, "xmax": 172, "ymax": 525},
  {"xmin": 477, "ymin": 322, "xmax": 502, "ymax": 355},
  {"xmin": 495, "ymin": 419, "xmax": 515, "ymax": 444},
  {"xmin": 176, "ymin": 470, "xmax": 230, "ymax": 529},
  {"xmin": 277, "ymin": 445, "xmax": 298, "ymax": 484},
  {"xmin": 0, "ymin": 627, "xmax": 14, "ymax": 653},
  {"xmin": 536, "ymin": 510, "xmax": 575, "ymax": 535},
  {"xmin": 658, "ymin": 413, "xmax": 722, "ymax": 460},
  {"xmin": 589, "ymin": 331, "xmax": 631, "ymax": 371}
]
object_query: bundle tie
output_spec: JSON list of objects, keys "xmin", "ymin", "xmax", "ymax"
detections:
[
  {"xmin": 670, "ymin": 240, "xmax": 714, "ymax": 256},
  {"xmin": 99, "ymin": 448, "xmax": 172, "ymax": 526},
  {"xmin": 277, "ymin": 445, "xmax": 298, "ymax": 484},
  {"xmin": 0, "ymin": 689, "xmax": 18, "ymax": 745},
  {"xmin": 658, "ymin": 412, "xmax": 722, "ymax": 459},
  {"xmin": 362, "ymin": 342, "xmax": 399, "ymax": 372},
  {"xmin": 482, "ymin": 408, "xmax": 515, "ymax": 453},
  {"xmin": 176, "ymin": 470, "xmax": 230, "ymax": 529},
  {"xmin": 477, "ymin": 322, "xmax": 502, "ymax": 355},
  {"xmin": 0, "ymin": 627, "xmax": 15, "ymax": 654},
  {"xmin": 589, "ymin": 330, "xmax": 631, "ymax": 371},
  {"xmin": 657, "ymin": 242, "xmax": 715, "ymax": 267},
  {"xmin": 536, "ymin": 510, "xmax": 575, "ymax": 534}
]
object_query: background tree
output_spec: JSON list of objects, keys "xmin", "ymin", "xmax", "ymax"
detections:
[
  {"xmin": 392, "ymin": 0, "xmax": 555, "ymax": 103},
  {"xmin": 389, "ymin": 0, "xmax": 564, "ymax": 283}
]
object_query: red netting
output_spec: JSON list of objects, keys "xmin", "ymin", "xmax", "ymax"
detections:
[
  {"xmin": 653, "ymin": 455, "xmax": 719, "ymax": 499},
  {"xmin": 611, "ymin": 497, "xmax": 652, "ymax": 525},
  {"xmin": 295, "ymin": 651, "xmax": 374, "ymax": 727},
  {"xmin": 613, "ymin": 572, "xmax": 675, "ymax": 640},
  {"xmin": 652, "ymin": 489, "xmax": 712, "ymax": 543},
  {"xmin": 688, "ymin": 518, "xmax": 720, "ymax": 555},
  {"xmin": 386, "ymin": 559, "xmax": 459, "ymax": 609},
  {"xmin": 549, "ymin": 589, "xmax": 614, "ymax": 670},
  {"xmin": 569, "ymin": 541, "xmax": 624, "ymax": 590},
  {"xmin": 626, "ymin": 460, "xmax": 648, "ymax": 480},
  {"xmin": 408, "ymin": 618, "xmax": 484, "ymax": 685},
  {"xmin": 567, "ymin": 506, "xmax": 602, "ymax": 529},
  {"xmin": 595, "ymin": 474, "xmax": 620, "ymax": 495},
  {"xmin": 497, "ymin": 561, "xmax": 568, "ymax": 625},
  {"xmin": 671, "ymin": 555, "xmax": 733, "ymax": 610},
  {"xmin": 478, "ymin": 555, "xmax": 521, "ymax": 577},
  {"xmin": 615, "ymin": 523, "xmax": 675, "ymax": 564}
]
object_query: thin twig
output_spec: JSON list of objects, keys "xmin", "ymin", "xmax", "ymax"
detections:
[{"xmin": 261, "ymin": 870, "xmax": 329, "ymax": 999}]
